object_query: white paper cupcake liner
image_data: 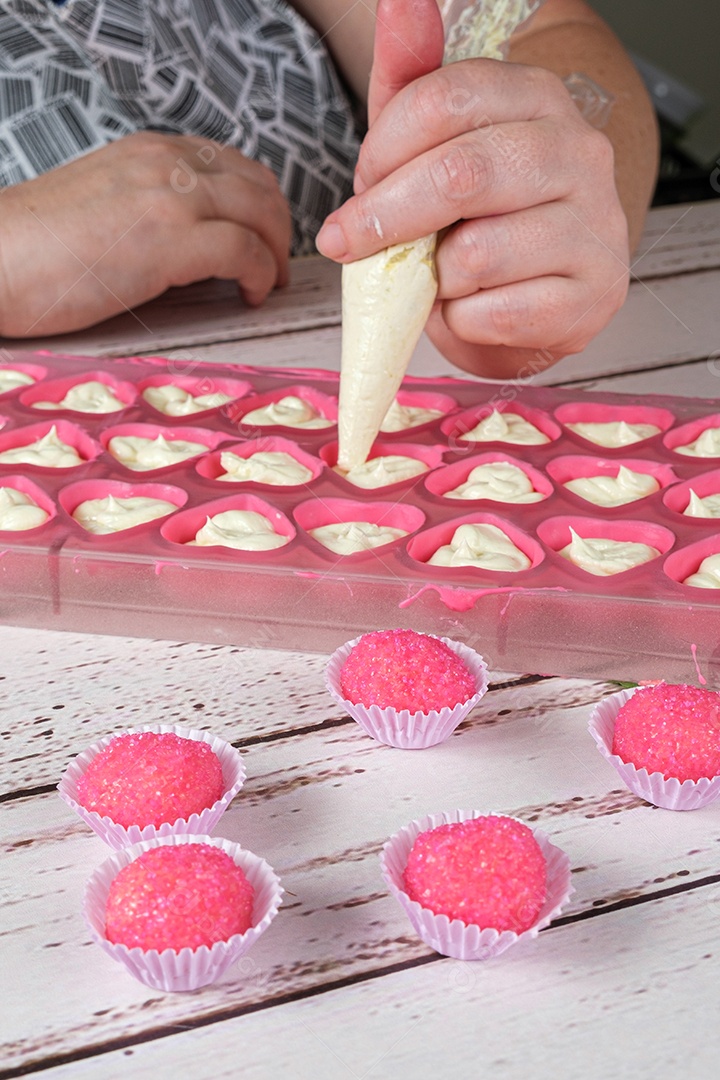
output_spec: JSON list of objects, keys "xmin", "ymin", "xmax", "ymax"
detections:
[
  {"xmin": 588, "ymin": 687, "xmax": 720, "ymax": 811},
  {"xmin": 325, "ymin": 635, "xmax": 489, "ymax": 749},
  {"xmin": 58, "ymin": 723, "xmax": 246, "ymax": 849},
  {"xmin": 84, "ymin": 833, "xmax": 283, "ymax": 991},
  {"xmin": 380, "ymin": 808, "xmax": 573, "ymax": 960}
]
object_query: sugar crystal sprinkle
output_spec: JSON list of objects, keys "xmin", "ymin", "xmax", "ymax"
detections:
[
  {"xmin": 403, "ymin": 816, "xmax": 547, "ymax": 933},
  {"xmin": 612, "ymin": 683, "xmax": 720, "ymax": 782},
  {"xmin": 105, "ymin": 844, "xmax": 254, "ymax": 951},
  {"xmin": 77, "ymin": 731, "xmax": 224, "ymax": 828}
]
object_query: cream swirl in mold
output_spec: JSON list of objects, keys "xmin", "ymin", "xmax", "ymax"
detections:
[
  {"xmin": 674, "ymin": 427, "xmax": 720, "ymax": 458},
  {"xmin": 428, "ymin": 522, "xmax": 531, "ymax": 571},
  {"xmin": 190, "ymin": 509, "xmax": 290, "ymax": 551},
  {"xmin": 336, "ymin": 455, "xmax": 427, "ymax": 489},
  {"xmin": 683, "ymin": 553, "xmax": 720, "ymax": 589},
  {"xmin": 0, "ymin": 426, "xmax": 83, "ymax": 467},
  {"xmin": 459, "ymin": 410, "xmax": 549, "ymax": 445},
  {"xmin": 559, "ymin": 528, "xmax": 659, "ymax": 576},
  {"xmin": 108, "ymin": 433, "xmax": 207, "ymax": 471},
  {"xmin": 0, "ymin": 487, "xmax": 49, "ymax": 530},
  {"xmin": 33, "ymin": 380, "xmax": 124, "ymax": 413},
  {"xmin": 0, "ymin": 369, "xmax": 36, "ymax": 392},
  {"xmin": 217, "ymin": 450, "xmax": 312, "ymax": 485},
  {"xmin": 683, "ymin": 489, "xmax": 720, "ymax": 518},
  {"xmin": 72, "ymin": 494, "xmax": 178, "ymax": 534},
  {"xmin": 241, "ymin": 395, "xmax": 333, "ymax": 429},
  {"xmin": 310, "ymin": 521, "xmax": 407, "ymax": 555},
  {"xmin": 564, "ymin": 466, "xmax": 659, "ymax": 507},
  {"xmin": 444, "ymin": 461, "xmax": 543, "ymax": 502},
  {"xmin": 379, "ymin": 399, "xmax": 443, "ymax": 433},
  {"xmin": 143, "ymin": 384, "xmax": 233, "ymax": 416},
  {"xmin": 566, "ymin": 420, "xmax": 660, "ymax": 447}
]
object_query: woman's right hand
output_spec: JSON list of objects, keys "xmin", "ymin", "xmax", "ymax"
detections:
[{"xmin": 0, "ymin": 131, "xmax": 292, "ymax": 337}]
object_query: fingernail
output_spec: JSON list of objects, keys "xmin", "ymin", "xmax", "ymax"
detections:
[{"xmin": 316, "ymin": 222, "xmax": 347, "ymax": 259}]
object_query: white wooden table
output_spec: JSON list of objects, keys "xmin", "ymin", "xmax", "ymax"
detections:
[{"xmin": 3, "ymin": 200, "xmax": 720, "ymax": 1080}]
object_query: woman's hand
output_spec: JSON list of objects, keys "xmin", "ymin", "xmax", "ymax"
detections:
[
  {"xmin": 0, "ymin": 131, "xmax": 292, "ymax": 337},
  {"xmin": 316, "ymin": 0, "xmax": 630, "ymax": 380}
]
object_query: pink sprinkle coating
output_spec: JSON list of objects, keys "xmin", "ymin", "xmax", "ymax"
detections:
[
  {"xmin": 77, "ymin": 732, "xmax": 224, "ymax": 828},
  {"xmin": 402, "ymin": 815, "xmax": 547, "ymax": 933},
  {"xmin": 105, "ymin": 844, "xmax": 254, "ymax": 951},
  {"xmin": 339, "ymin": 629, "xmax": 477, "ymax": 713},
  {"xmin": 612, "ymin": 683, "xmax": 720, "ymax": 782}
]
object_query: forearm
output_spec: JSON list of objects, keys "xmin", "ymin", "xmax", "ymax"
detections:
[{"xmin": 508, "ymin": 15, "xmax": 659, "ymax": 252}]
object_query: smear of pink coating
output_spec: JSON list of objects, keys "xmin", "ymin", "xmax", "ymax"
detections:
[
  {"xmin": 690, "ymin": 644, "xmax": 708, "ymax": 686},
  {"xmin": 399, "ymin": 583, "xmax": 568, "ymax": 613},
  {"xmin": 340, "ymin": 629, "xmax": 476, "ymax": 713},
  {"xmin": 105, "ymin": 844, "xmax": 254, "ymax": 951},
  {"xmin": 77, "ymin": 731, "xmax": 224, "ymax": 828},
  {"xmin": 612, "ymin": 683, "xmax": 720, "ymax": 782},
  {"xmin": 403, "ymin": 816, "xmax": 547, "ymax": 933}
]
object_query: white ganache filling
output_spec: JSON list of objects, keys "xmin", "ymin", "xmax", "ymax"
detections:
[
  {"xmin": 310, "ymin": 520, "xmax": 407, "ymax": 555},
  {"xmin": 190, "ymin": 509, "xmax": 289, "ymax": 551},
  {"xmin": 684, "ymin": 489, "xmax": 720, "ymax": 518},
  {"xmin": 566, "ymin": 419, "xmax": 660, "ymax": 447},
  {"xmin": 428, "ymin": 522, "xmax": 531, "ymax": 571},
  {"xmin": 0, "ymin": 486, "xmax": 48, "ymax": 530},
  {"xmin": 559, "ymin": 528, "xmax": 659, "ymax": 575},
  {"xmin": 241, "ymin": 395, "xmax": 333, "ymax": 429},
  {"xmin": 336, "ymin": 454, "xmax": 427, "ymax": 489},
  {"xmin": 0, "ymin": 369, "xmax": 35, "ymax": 392},
  {"xmin": 0, "ymin": 425, "xmax": 83, "ymax": 467},
  {"xmin": 32, "ymin": 380, "xmax": 124, "ymax": 413},
  {"xmin": 683, "ymin": 553, "xmax": 720, "ymax": 589},
  {"xmin": 459, "ymin": 410, "xmax": 549, "ymax": 445},
  {"xmin": 217, "ymin": 449, "xmax": 313, "ymax": 485},
  {"xmin": 108, "ymin": 433, "xmax": 207, "ymax": 471},
  {"xmin": 444, "ymin": 461, "xmax": 544, "ymax": 502},
  {"xmin": 564, "ymin": 465, "xmax": 659, "ymax": 507},
  {"xmin": 379, "ymin": 398, "xmax": 443, "ymax": 432},
  {"xmin": 143, "ymin": 384, "xmax": 233, "ymax": 416},
  {"xmin": 674, "ymin": 427, "xmax": 720, "ymax": 458},
  {"xmin": 72, "ymin": 494, "xmax": 177, "ymax": 534},
  {"xmin": 337, "ymin": 235, "xmax": 438, "ymax": 472}
]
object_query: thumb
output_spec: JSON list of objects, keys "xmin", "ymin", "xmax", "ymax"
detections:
[{"xmin": 367, "ymin": 0, "xmax": 445, "ymax": 125}]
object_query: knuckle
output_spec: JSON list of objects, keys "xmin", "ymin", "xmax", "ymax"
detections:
[
  {"xmin": 432, "ymin": 142, "xmax": 493, "ymax": 205},
  {"xmin": 581, "ymin": 128, "xmax": 615, "ymax": 172},
  {"xmin": 487, "ymin": 289, "xmax": 528, "ymax": 342},
  {"xmin": 408, "ymin": 71, "xmax": 461, "ymax": 125},
  {"xmin": 454, "ymin": 220, "xmax": 502, "ymax": 281}
]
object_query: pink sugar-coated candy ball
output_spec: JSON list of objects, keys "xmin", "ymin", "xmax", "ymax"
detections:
[
  {"xmin": 403, "ymin": 816, "xmax": 547, "ymax": 933},
  {"xmin": 105, "ymin": 844, "xmax": 254, "ymax": 951},
  {"xmin": 340, "ymin": 629, "xmax": 477, "ymax": 714},
  {"xmin": 612, "ymin": 683, "xmax": 720, "ymax": 782},
  {"xmin": 77, "ymin": 732, "xmax": 225, "ymax": 828}
]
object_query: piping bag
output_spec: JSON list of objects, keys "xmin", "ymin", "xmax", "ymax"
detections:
[{"xmin": 337, "ymin": 0, "xmax": 545, "ymax": 472}]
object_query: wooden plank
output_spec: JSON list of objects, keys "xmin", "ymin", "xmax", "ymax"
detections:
[
  {"xmin": 571, "ymin": 356, "xmax": 720, "ymax": 398},
  {"xmin": 2, "ymin": 674, "xmax": 719, "ymax": 1073},
  {"xmin": 36, "ymin": 884, "xmax": 720, "ymax": 1080},
  {"xmin": 631, "ymin": 200, "xmax": 720, "ymax": 279}
]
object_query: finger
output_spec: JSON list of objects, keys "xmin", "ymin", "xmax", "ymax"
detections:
[
  {"xmin": 175, "ymin": 220, "xmax": 282, "ymax": 306},
  {"xmin": 440, "ymin": 273, "xmax": 628, "ymax": 354},
  {"xmin": 435, "ymin": 202, "xmax": 618, "ymax": 298},
  {"xmin": 196, "ymin": 171, "xmax": 292, "ymax": 287},
  {"xmin": 367, "ymin": 0, "xmax": 444, "ymax": 126},
  {"xmin": 357, "ymin": 60, "xmax": 575, "ymax": 192}
]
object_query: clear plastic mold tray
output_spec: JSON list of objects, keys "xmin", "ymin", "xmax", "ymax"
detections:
[{"xmin": 2, "ymin": 350, "xmax": 720, "ymax": 684}]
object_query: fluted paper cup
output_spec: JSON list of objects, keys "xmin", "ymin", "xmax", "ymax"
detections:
[
  {"xmin": 588, "ymin": 687, "xmax": 720, "ymax": 810},
  {"xmin": 380, "ymin": 808, "xmax": 573, "ymax": 960},
  {"xmin": 325, "ymin": 635, "xmax": 489, "ymax": 749},
  {"xmin": 58, "ymin": 724, "xmax": 246, "ymax": 849},
  {"xmin": 84, "ymin": 834, "xmax": 283, "ymax": 991}
]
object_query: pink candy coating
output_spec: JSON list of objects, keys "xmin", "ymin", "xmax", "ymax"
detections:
[
  {"xmin": 339, "ymin": 629, "xmax": 477, "ymax": 714},
  {"xmin": 612, "ymin": 683, "xmax": 720, "ymax": 782},
  {"xmin": 402, "ymin": 815, "xmax": 547, "ymax": 933},
  {"xmin": 105, "ymin": 844, "xmax": 254, "ymax": 951},
  {"xmin": 76, "ymin": 731, "xmax": 224, "ymax": 828}
]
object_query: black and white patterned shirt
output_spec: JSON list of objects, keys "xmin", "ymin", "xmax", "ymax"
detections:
[{"xmin": 0, "ymin": 0, "xmax": 362, "ymax": 252}]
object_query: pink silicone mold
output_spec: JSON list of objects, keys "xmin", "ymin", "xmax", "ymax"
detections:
[
  {"xmin": 196, "ymin": 436, "xmax": 324, "ymax": 486},
  {"xmin": 546, "ymin": 456, "xmax": 677, "ymax": 506},
  {"xmin": 0, "ymin": 420, "xmax": 102, "ymax": 469},
  {"xmin": 0, "ymin": 361, "xmax": 48, "ymax": 396},
  {"xmin": 424, "ymin": 452, "xmax": 553, "ymax": 503},
  {"xmin": 537, "ymin": 516, "xmax": 676, "ymax": 570},
  {"xmin": 19, "ymin": 370, "xmax": 137, "ymax": 413},
  {"xmin": 664, "ymin": 413, "xmax": 720, "ymax": 458},
  {"xmin": 225, "ymin": 384, "xmax": 338, "ymax": 432},
  {"xmin": 555, "ymin": 401, "xmax": 675, "ymax": 447},
  {"xmin": 406, "ymin": 512, "xmax": 545, "ymax": 572},
  {"xmin": 101, "ymin": 423, "xmax": 227, "ymax": 472},
  {"xmin": 59, "ymin": 479, "xmax": 188, "ymax": 534},
  {"xmin": 294, "ymin": 497, "xmax": 426, "ymax": 559},
  {"xmin": 379, "ymin": 389, "xmax": 458, "ymax": 433},
  {"xmin": 160, "ymin": 493, "xmax": 296, "ymax": 552},
  {"xmin": 0, "ymin": 475, "xmax": 56, "ymax": 530},
  {"xmin": 442, "ymin": 401, "xmax": 561, "ymax": 448},
  {"xmin": 663, "ymin": 469, "xmax": 720, "ymax": 518},
  {"xmin": 320, "ymin": 441, "xmax": 445, "ymax": 491},
  {"xmin": 138, "ymin": 373, "xmax": 252, "ymax": 418},
  {"xmin": 664, "ymin": 534, "xmax": 720, "ymax": 589}
]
